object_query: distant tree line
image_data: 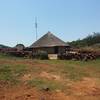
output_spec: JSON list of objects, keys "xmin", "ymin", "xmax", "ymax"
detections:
[{"xmin": 68, "ymin": 32, "xmax": 100, "ymax": 47}]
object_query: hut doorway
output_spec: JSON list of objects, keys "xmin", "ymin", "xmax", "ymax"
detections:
[{"xmin": 54, "ymin": 46, "xmax": 58, "ymax": 54}]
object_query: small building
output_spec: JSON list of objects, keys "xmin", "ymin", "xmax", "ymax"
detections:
[
  {"xmin": 15, "ymin": 44, "xmax": 25, "ymax": 51},
  {"xmin": 30, "ymin": 32, "xmax": 70, "ymax": 59}
]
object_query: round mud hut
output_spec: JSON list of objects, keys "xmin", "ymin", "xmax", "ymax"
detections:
[
  {"xmin": 15, "ymin": 44, "xmax": 25, "ymax": 51},
  {"xmin": 30, "ymin": 32, "xmax": 70, "ymax": 59}
]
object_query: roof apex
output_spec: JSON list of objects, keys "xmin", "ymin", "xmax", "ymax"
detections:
[
  {"xmin": 47, "ymin": 31, "xmax": 52, "ymax": 34},
  {"xmin": 30, "ymin": 31, "xmax": 69, "ymax": 48}
]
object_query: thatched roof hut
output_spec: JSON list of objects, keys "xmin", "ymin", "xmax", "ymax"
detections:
[
  {"xmin": 31, "ymin": 31, "xmax": 69, "ymax": 48},
  {"xmin": 30, "ymin": 32, "xmax": 70, "ymax": 55}
]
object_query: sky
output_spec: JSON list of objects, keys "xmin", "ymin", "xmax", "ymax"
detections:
[{"xmin": 0, "ymin": 0, "xmax": 100, "ymax": 47}]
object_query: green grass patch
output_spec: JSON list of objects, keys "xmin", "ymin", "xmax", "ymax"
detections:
[
  {"xmin": 0, "ymin": 65, "xmax": 19, "ymax": 84},
  {"xmin": 27, "ymin": 78, "xmax": 63, "ymax": 91},
  {"xmin": 37, "ymin": 59, "xmax": 100, "ymax": 80},
  {"xmin": 0, "ymin": 56, "xmax": 100, "ymax": 87},
  {"xmin": 0, "ymin": 64, "xmax": 28, "ymax": 85},
  {"xmin": 11, "ymin": 64, "xmax": 28, "ymax": 76},
  {"xmin": 0, "ymin": 53, "xmax": 24, "ymax": 60}
]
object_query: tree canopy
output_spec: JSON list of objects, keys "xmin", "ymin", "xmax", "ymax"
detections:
[{"xmin": 69, "ymin": 32, "xmax": 100, "ymax": 47}]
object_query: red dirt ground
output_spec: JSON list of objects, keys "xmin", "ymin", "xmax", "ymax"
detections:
[
  {"xmin": 0, "ymin": 59, "xmax": 100, "ymax": 100},
  {"xmin": 0, "ymin": 77, "xmax": 100, "ymax": 100}
]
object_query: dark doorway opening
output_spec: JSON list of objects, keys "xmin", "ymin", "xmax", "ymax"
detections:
[{"xmin": 54, "ymin": 46, "xmax": 58, "ymax": 54}]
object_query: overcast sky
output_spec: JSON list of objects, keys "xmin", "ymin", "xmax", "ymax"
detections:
[{"xmin": 0, "ymin": 0, "xmax": 100, "ymax": 47}]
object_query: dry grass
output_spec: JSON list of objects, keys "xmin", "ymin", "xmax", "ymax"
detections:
[{"xmin": 0, "ymin": 54, "xmax": 100, "ymax": 100}]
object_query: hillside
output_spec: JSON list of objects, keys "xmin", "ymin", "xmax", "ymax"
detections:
[
  {"xmin": 0, "ymin": 44, "xmax": 10, "ymax": 48},
  {"xmin": 69, "ymin": 32, "xmax": 100, "ymax": 48}
]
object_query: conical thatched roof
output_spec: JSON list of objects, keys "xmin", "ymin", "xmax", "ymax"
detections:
[{"xmin": 30, "ymin": 32, "xmax": 69, "ymax": 48}]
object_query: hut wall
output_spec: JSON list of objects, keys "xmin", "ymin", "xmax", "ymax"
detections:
[
  {"xmin": 58, "ymin": 47, "xmax": 66, "ymax": 54},
  {"xmin": 33, "ymin": 46, "xmax": 67, "ymax": 54},
  {"xmin": 33, "ymin": 47, "xmax": 55, "ymax": 54}
]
